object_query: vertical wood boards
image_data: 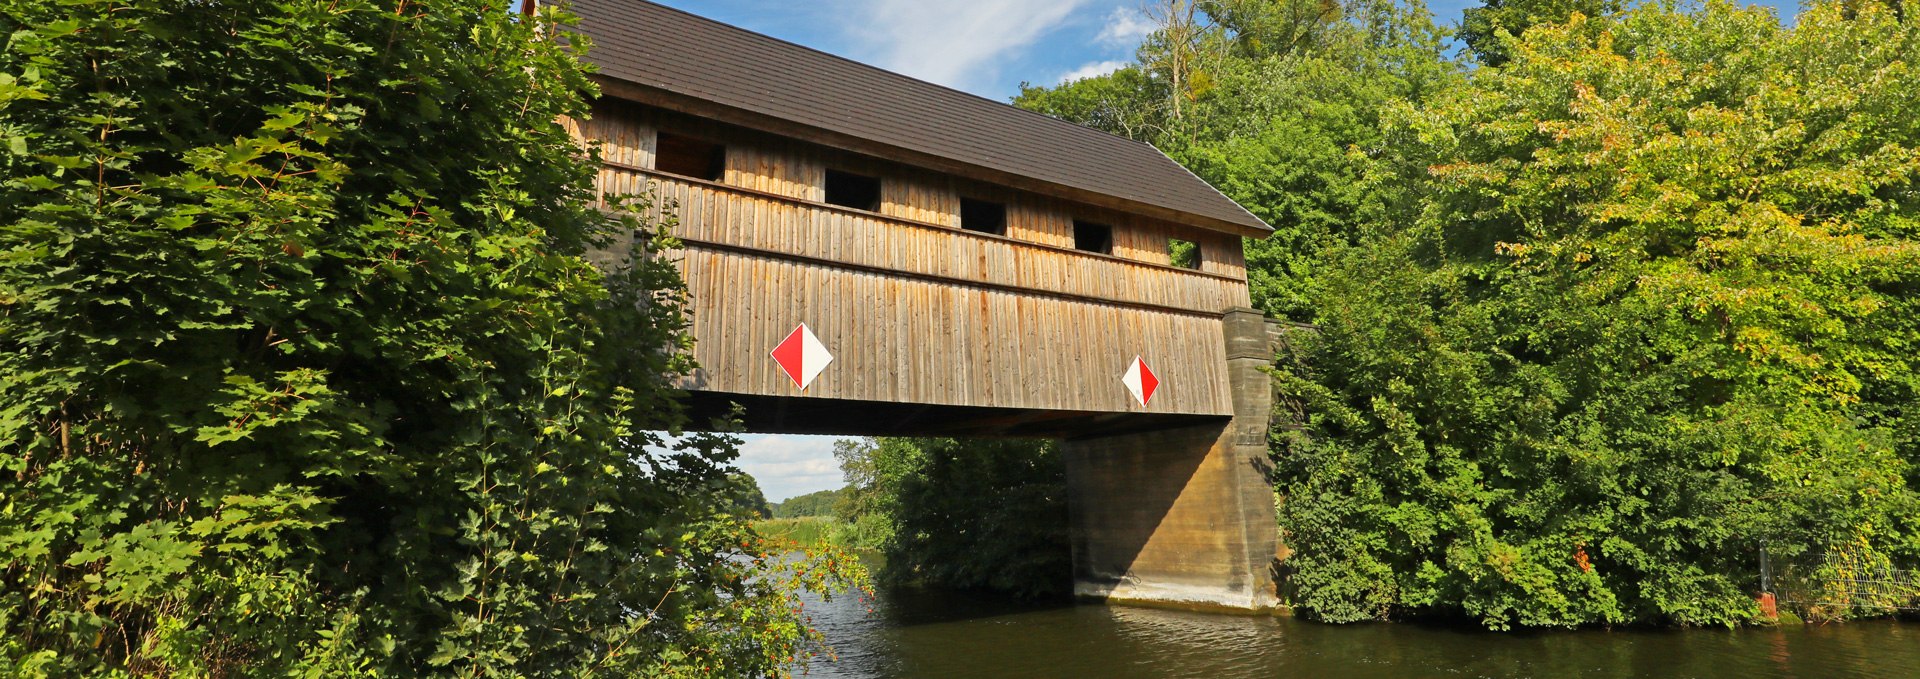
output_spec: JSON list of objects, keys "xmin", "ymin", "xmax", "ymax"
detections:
[
  {"xmin": 575, "ymin": 102, "xmax": 1254, "ymax": 283},
  {"xmin": 575, "ymin": 101, "xmax": 1254, "ymax": 416},
  {"xmin": 879, "ymin": 167, "xmax": 959, "ymax": 227},
  {"xmin": 606, "ymin": 169, "xmax": 1249, "ymax": 315},
  {"xmin": 667, "ymin": 247, "xmax": 1236, "ymax": 416}
]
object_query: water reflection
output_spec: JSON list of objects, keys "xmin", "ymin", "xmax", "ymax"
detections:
[{"xmin": 794, "ymin": 576, "xmax": 1918, "ymax": 678}]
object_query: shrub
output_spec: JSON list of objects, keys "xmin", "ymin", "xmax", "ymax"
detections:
[
  {"xmin": 0, "ymin": 1, "xmax": 852, "ymax": 675},
  {"xmin": 1274, "ymin": 1, "xmax": 1920, "ymax": 628},
  {"xmin": 836, "ymin": 438, "xmax": 1071, "ymax": 598}
]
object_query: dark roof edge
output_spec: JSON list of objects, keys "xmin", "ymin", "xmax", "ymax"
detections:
[
  {"xmin": 591, "ymin": 0, "xmax": 1184, "ymax": 158},
  {"xmin": 591, "ymin": 76, "xmax": 1275, "ymax": 239}
]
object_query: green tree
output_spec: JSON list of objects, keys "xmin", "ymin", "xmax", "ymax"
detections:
[
  {"xmin": 1014, "ymin": 67, "xmax": 1168, "ymax": 142},
  {"xmin": 1138, "ymin": 0, "xmax": 1229, "ymax": 130},
  {"xmin": 1017, "ymin": 0, "xmax": 1458, "ymax": 321},
  {"xmin": 1185, "ymin": 1, "xmax": 1455, "ymax": 321},
  {"xmin": 729, "ymin": 474, "xmax": 773, "ymax": 519},
  {"xmin": 1459, "ymin": 0, "xmax": 1624, "ymax": 66},
  {"xmin": 1204, "ymin": 0, "xmax": 1354, "ymax": 58},
  {"xmin": 834, "ymin": 438, "xmax": 1071, "ymax": 597},
  {"xmin": 772, "ymin": 488, "xmax": 847, "ymax": 518},
  {"xmin": 1274, "ymin": 0, "xmax": 1920, "ymax": 628},
  {"xmin": 0, "ymin": 1, "xmax": 853, "ymax": 675}
]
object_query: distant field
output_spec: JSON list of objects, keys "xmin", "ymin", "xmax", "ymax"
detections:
[{"xmin": 754, "ymin": 516, "xmax": 836, "ymax": 548}]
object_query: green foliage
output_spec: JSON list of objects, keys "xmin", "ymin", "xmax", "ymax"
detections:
[
  {"xmin": 834, "ymin": 438, "xmax": 1071, "ymax": 598},
  {"xmin": 1017, "ymin": 0, "xmax": 1460, "ymax": 322},
  {"xmin": 1169, "ymin": 237, "xmax": 1201, "ymax": 268},
  {"xmin": 729, "ymin": 473, "xmax": 773, "ymax": 519},
  {"xmin": 771, "ymin": 488, "xmax": 847, "ymax": 519},
  {"xmin": 1204, "ymin": 0, "xmax": 1357, "ymax": 58},
  {"xmin": 1274, "ymin": 1, "xmax": 1920, "ymax": 628},
  {"xmin": 1458, "ymin": 0, "xmax": 1625, "ymax": 66},
  {"xmin": 0, "ymin": 1, "xmax": 855, "ymax": 675},
  {"xmin": 752, "ymin": 518, "xmax": 833, "ymax": 548},
  {"xmin": 1020, "ymin": 0, "xmax": 1919, "ymax": 629},
  {"xmin": 824, "ymin": 512, "xmax": 895, "ymax": 553},
  {"xmin": 1015, "ymin": 67, "xmax": 1167, "ymax": 141}
]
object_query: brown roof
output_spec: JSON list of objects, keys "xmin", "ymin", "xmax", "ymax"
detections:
[{"xmin": 563, "ymin": 0, "xmax": 1271, "ymax": 237}]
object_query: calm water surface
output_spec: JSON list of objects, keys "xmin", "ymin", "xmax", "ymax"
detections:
[{"xmin": 793, "ymin": 576, "xmax": 1918, "ymax": 678}]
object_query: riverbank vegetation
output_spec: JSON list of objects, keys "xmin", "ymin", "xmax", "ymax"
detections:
[
  {"xmin": 1018, "ymin": 0, "xmax": 1920, "ymax": 628},
  {"xmin": 0, "ymin": 1, "xmax": 856, "ymax": 675},
  {"xmin": 753, "ymin": 488, "xmax": 869, "ymax": 551},
  {"xmin": 771, "ymin": 488, "xmax": 850, "ymax": 519},
  {"xmin": 751, "ymin": 438, "xmax": 1070, "ymax": 599},
  {"xmin": 756, "ymin": 517, "xmax": 838, "ymax": 549},
  {"xmin": 757, "ymin": 489, "xmax": 875, "ymax": 551},
  {"xmin": 831, "ymin": 438, "xmax": 1073, "ymax": 599}
]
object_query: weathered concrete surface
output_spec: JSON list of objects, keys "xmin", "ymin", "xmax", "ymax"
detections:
[{"xmin": 1060, "ymin": 307, "xmax": 1281, "ymax": 611}]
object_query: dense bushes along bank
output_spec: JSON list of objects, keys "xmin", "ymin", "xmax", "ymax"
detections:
[
  {"xmin": 1020, "ymin": 0, "xmax": 1920, "ymax": 627},
  {"xmin": 750, "ymin": 439, "xmax": 1070, "ymax": 599},
  {"xmin": 0, "ymin": 1, "xmax": 857, "ymax": 675},
  {"xmin": 833, "ymin": 438, "xmax": 1073, "ymax": 599}
]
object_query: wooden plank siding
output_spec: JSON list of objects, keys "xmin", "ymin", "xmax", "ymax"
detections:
[
  {"xmin": 668, "ymin": 247, "xmax": 1236, "ymax": 415},
  {"xmin": 630, "ymin": 170, "xmax": 1251, "ymax": 313},
  {"xmin": 579, "ymin": 101, "xmax": 1248, "ymax": 280},
  {"xmin": 574, "ymin": 101, "xmax": 1248, "ymax": 416}
]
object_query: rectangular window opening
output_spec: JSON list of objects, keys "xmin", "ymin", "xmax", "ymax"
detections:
[
  {"xmin": 1073, "ymin": 220, "xmax": 1113, "ymax": 255},
  {"xmin": 824, "ymin": 169, "xmax": 882, "ymax": 211},
  {"xmin": 1169, "ymin": 237, "xmax": 1202, "ymax": 269},
  {"xmin": 960, "ymin": 198, "xmax": 1007, "ymax": 235},
  {"xmin": 654, "ymin": 131, "xmax": 725, "ymax": 182}
]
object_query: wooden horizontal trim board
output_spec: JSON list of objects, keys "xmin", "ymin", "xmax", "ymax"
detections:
[
  {"xmin": 676, "ymin": 237, "xmax": 1226, "ymax": 319},
  {"xmin": 603, "ymin": 167, "xmax": 1252, "ymax": 314},
  {"xmin": 668, "ymin": 246, "xmax": 1237, "ymax": 416}
]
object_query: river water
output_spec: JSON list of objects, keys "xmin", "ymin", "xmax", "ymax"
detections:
[{"xmin": 792, "ymin": 584, "xmax": 1919, "ymax": 678}]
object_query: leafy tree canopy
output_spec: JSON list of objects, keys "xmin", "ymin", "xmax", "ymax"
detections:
[
  {"xmin": 1275, "ymin": 0, "xmax": 1920, "ymax": 627},
  {"xmin": 1017, "ymin": 0, "xmax": 1459, "ymax": 322},
  {"xmin": 0, "ymin": 1, "xmax": 854, "ymax": 675},
  {"xmin": 773, "ymin": 488, "xmax": 848, "ymax": 519},
  {"xmin": 729, "ymin": 474, "xmax": 773, "ymax": 519},
  {"xmin": 1458, "ymin": 0, "xmax": 1625, "ymax": 66},
  {"xmin": 835, "ymin": 438, "xmax": 1071, "ymax": 598},
  {"xmin": 1021, "ymin": 0, "xmax": 1918, "ymax": 629}
]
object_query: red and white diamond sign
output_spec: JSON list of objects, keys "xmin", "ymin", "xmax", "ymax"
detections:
[
  {"xmin": 1122, "ymin": 355, "xmax": 1159, "ymax": 406},
  {"xmin": 771, "ymin": 323, "xmax": 834, "ymax": 390}
]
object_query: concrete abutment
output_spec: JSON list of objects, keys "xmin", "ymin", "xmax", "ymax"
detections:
[{"xmin": 1061, "ymin": 307, "xmax": 1282, "ymax": 611}]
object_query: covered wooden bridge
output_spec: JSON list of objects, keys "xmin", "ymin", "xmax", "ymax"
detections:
[{"xmin": 563, "ymin": 0, "xmax": 1284, "ymax": 611}]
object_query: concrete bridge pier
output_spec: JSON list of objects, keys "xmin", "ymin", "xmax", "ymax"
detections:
[{"xmin": 1061, "ymin": 307, "xmax": 1281, "ymax": 612}]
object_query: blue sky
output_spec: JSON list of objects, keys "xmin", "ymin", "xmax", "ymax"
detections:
[
  {"xmin": 651, "ymin": 0, "xmax": 1800, "ymax": 501},
  {"xmin": 649, "ymin": 0, "xmax": 1799, "ymax": 102}
]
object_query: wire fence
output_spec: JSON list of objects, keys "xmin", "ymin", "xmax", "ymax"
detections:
[{"xmin": 1768, "ymin": 549, "xmax": 1920, "ymax": 616}]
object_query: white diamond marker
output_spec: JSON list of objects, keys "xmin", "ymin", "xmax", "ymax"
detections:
[
  {"xmin": 1122, "ymin": 355, "xmax": 1160, "ymax": 406},
  {"xmin": 771, "ymin": 323, "xmax": 834, "ymax": 390}
]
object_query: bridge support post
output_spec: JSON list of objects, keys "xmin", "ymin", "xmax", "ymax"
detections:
[{"xmin": 1060, "ymin": 307, "xmax": 1280, "ymax": 612}]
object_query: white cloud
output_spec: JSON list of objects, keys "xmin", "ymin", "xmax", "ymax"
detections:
[
  {"xmin": 845, "ymin": 0, "xmax": 1092, "ymax": 93},
  {"xmin": 733, "ymin": 434, "xmax": 851, "ymax": 502},
  {"xmin": 1096, "ymin": 6, "xmax": 1155, "ymax": 47},
  {"xmin": 1058, "ymin": 59, "xmax": 1129, "ymax": 83}
]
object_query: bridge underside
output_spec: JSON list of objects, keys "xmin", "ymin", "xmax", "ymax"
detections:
[
  {"xmin": 680, "ymin": 391, "xmax": 1224, "ymax": 439},
  {"xmin": 678, "ymin": 308, "xmax": 1285, "ymax": 613}
]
